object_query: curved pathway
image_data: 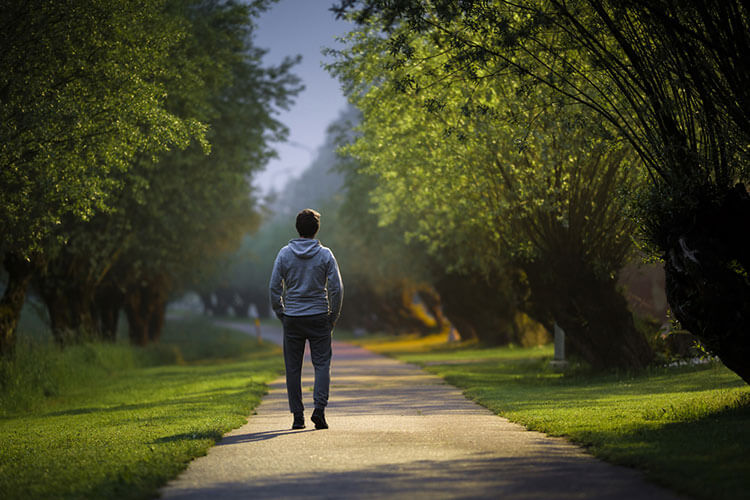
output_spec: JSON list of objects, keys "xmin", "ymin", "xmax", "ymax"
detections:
[{"xmin": 160, "ymin": 323, "xmax": 680, "ymax": 499}]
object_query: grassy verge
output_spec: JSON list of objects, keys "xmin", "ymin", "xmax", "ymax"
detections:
[
  {"xmin": 356, "ymin": 333, "xmax": 750, "ymax": 500},
  {"xmin": 0, "ymin": 316, "xmax": 282, "ymax": 500}
]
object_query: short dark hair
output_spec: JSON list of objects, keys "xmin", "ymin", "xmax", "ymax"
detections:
[{"xmin": 296, "ymin": 208, "xmax": 320, "ymax": 238}]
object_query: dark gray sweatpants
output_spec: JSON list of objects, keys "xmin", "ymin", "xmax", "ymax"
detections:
[{"xmin": 281, "ymin": 313, "xmax": 332, "ymax": 414}]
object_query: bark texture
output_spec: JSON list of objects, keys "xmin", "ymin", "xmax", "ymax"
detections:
[
  {"xmin": 525, "ymin": 259, "xmax": 654, "ymax": 371},
  {"xmin": 93, "ymin": 279, "xmax": 124, "ymax": 342},
  {"xmin": 433, "ymin": 270, "xmax": 518, "ymax": 344},
  {"xmin": 0, "ymin": 253, "xmax": 35, "ymax": 356},
  {"xmin": 124, "ymin": 275, "xmax": 171, "ymax": 346}
]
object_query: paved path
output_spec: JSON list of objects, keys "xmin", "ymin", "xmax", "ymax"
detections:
[{"xmin": 160, "ymin": 322, "xmax": 680, "ymax": 499}]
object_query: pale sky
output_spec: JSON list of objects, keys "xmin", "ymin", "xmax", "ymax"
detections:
[{"xmin": 253, "ymin": 0, "xmax": 354, "ymax": 194}]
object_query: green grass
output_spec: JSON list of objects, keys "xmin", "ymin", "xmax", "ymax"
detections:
[
  {"xmin": 357, "ymin": 333, "xmax": 750, "ymax": 500},
  {"xmin": 0, "ymin": 316, "xmax": 283, "ymax": 500}
]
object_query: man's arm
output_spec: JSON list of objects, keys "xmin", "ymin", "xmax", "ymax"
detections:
[
  {"xmin": 268, "ymin": 252, "xmax": 285, "ymax": 319},
  {"xmin": 326, "ymin": 251, "xmax": 343, "ymax": 326}
]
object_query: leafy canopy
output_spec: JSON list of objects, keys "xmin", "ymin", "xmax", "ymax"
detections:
[{"xmin": 0, "ymin": 0, "xmax": 207, "ymax": 256}]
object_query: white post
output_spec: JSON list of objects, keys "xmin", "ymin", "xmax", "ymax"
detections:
[
  {"xmin": 554, "ymin": 322, "xmax": 565, "ymax": 361},
  {"xmin": 550, "ymin": 322, "xmax": 568, "ymax": 371}
]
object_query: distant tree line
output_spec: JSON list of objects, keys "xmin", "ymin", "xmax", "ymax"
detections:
[
  {"xmin": 0, "ymin": 0, "xmax": 300, "ymax": 353},
  {"xmin": 328, "ymin": 0, "xmax": 750, "ymax": 381},
  {"xmin": 198, "ymin": 106, "xmax": 452, "ymax": 337}
]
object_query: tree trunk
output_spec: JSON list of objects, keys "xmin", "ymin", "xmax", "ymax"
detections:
[
  {"xmin": 93, "ymin": 280, "xmax": 124, "ymax": 342},
  {"xmin": 558, "ymin": 275, "xmax": 653, "ymax": 371},
  {"xmin": 525, "ymin": 260, "xmax": 654, "ymax": 371},
  {"xmin": 96, "ymin": 300, "xmax": 120, "ymax": 342},
  {"xmin": 147, "ymin": 301, "xmax": 166, "ymax": 343},
  {"xmin": 0, "ymin": 253, "xmax": 35, "ymax": 356},
  {"xmin": 662, "ymin": 183, "xmax": 750, "ymax": 384},
  {"xmin": 124, "ymin": 287, "xmax": 149, "ymax": 347},
  {"xmin": 124, "ymin": 275, "xmax": 171, "ymax": 346},
  {"xmin": 213, "ymin": 287, "xmax": 234, "ymax": 316},
  {"xmin": 41, "ymin": 286, "xmax": 98, "ymax": 344},
  {"xmin": 147, "ymin": 279, "xmax": 170, "ymax": 343},
  {"xmin": 198, "ymin": 291, "xmax": 215, "ymax": 315},
  {"xmin": 433, "ymin": 269, "xmax": 517, "ymax": 344},
  {"xmin": 416, "ymin": 286, "xmax": 451, "ymax": 333},
  {"xmin": 36, "ymin": 261, "xmax": 98, "ymax": 345},
  {"xmin": 42, "ymin": 289, "xmax": 74, "ymax": 343}
]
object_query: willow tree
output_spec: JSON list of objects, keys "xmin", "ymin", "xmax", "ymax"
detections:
[
  {"xmin": 333, "ymin": 0, "xmax": 750, "ymax": 380},
  {"xmin": 330, "ymin": 22, "xmax": 653, "ymax": 369}
]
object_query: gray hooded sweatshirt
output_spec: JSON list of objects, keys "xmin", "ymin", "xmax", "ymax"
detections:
[{"xmin": 269, "ymin": 238, "xmax": 343, "ymax": 321}]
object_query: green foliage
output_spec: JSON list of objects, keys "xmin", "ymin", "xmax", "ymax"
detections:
[
  {"xmin": 121, "ymin": 0, "xmax": 301, "ymax": 283},
  {"xmin": 15, "ymin": 0, "xmax": 303, "ymax": 345},
  {"xmin": 0, "ymin": 0, "xmax": 205, "ymax": 256},
  {"xmin": 198, "ymin": 104, "xmax": 445, "ymax": 333},
  {"xmin": 335, "ymin": 0, "xmax": 750, "ymax": 189},
  {"xmin": 364, "ymin": 336, "xmax": 750, "ymax": 500},
  {"xmin": 331, "ymin": 20, "xmax": 641, "ymax": 277},
  {"xmin": 328, "ymin": 18, "xmax": 654, "ymax": 364},
  {"xmin": 0, "ymin": 317, "xmax": 282, "ymax": 500},
  {"xmin": 104, "ymin": 0, "xmax": 299, "ymax": 286},
  {"xmin": 333, "ymin": 0, "xmax": 750, "ymax": 382}
]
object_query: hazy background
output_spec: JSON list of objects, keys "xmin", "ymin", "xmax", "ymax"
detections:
[{"xmin": 253, "ymin": 0, "xmax": 353, "ymax": 194}]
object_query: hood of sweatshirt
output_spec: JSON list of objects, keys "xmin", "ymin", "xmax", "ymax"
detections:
[{"xmin": 288, "ymin": 238, "xmax": 322, "ymax": 259}]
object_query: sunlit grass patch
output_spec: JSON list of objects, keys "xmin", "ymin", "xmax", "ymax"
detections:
[{"xmin": 0, "ymin": 317, "xmax": 283, "ymax": 500}]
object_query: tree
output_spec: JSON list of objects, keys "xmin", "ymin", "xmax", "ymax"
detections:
[
  {"xmin": 29, "ymin": 0, "xmax": 301, "ymax": 345},
  {"xmin": 201, "ymin": 105, "xmax": 450, "ymax": 335},
  {"xmin": 333, "ymin": 0, "xmax": 750, "ymax": 381},
  {"xmin": 110, "ymin": 0, "xmax": 300, "ymax": 345},
  {"xmin": 329, "ymin": 162, "xmax": 448, "ymax": 335},
  {"xmin": 329, "ymin": 20, "xmax": 653, "ymax": 368},
  {"xmin": 0, "ymin": 0, "xmax": 206, "ymax": 354}
]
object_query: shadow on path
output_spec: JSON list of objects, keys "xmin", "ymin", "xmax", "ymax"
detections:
[{"xmin": 216, "ymin": 428, "xmax": 316, "ymax": 445}]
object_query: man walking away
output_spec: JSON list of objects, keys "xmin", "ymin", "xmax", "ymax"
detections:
[{"xmin": 269, "ymin": 209, "xmax": 343, "ymax": 430}]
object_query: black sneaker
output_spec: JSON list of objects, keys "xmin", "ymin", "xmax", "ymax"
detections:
[
  {"xmin": 311, "ymin": 408, "xmax": 328, "ymax": 430},
  {"xmin": 292, "ymin": 412, "xmax": 305, "ymax": 430}
]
